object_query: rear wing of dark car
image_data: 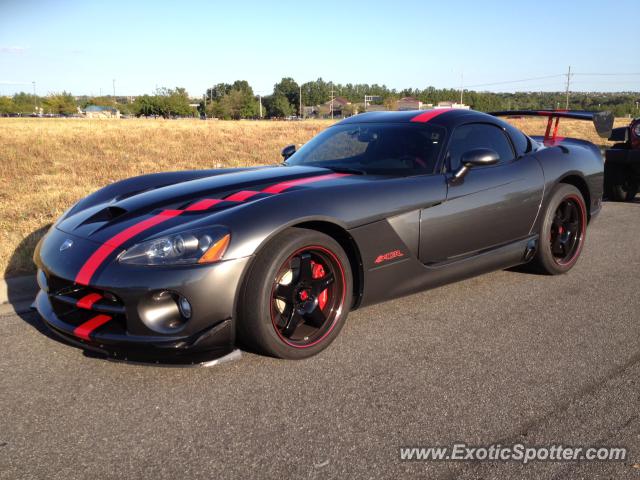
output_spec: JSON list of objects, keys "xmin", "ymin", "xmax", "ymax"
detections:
[{"xmin": 489, "ymin": 110, "xmax": 614, "ymax": 146}]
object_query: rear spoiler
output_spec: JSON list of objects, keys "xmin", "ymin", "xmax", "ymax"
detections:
[{"xmin": 489, "ymin": 110, "xmax": 614, "ymax": 145}]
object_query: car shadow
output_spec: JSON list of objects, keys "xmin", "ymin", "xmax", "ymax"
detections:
[{"xmin": 3, "ymin": 225, "xmax": 69, "ymax": 344}]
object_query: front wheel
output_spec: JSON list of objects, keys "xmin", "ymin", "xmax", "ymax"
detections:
[
  {"xmin": 237, "ymin": 228, "xmax": 352, "ymax": 359},
  {"xmin": 530, "ymin": 184, "xmax": 587, "ymax": 275}
]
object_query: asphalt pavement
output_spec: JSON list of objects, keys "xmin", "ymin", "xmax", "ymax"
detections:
[{"xmin": 1, "ymin": 200, "xmax": 639, "ymax": 479}]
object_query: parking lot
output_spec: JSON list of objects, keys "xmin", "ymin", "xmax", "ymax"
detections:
[{"xmin": 1, "ymin": 200, "xmax": 639, "ymax": 479}]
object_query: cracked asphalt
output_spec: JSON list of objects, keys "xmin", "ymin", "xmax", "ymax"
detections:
[{"xmin": 1, "ymin": 200, "xmax": 639, "ymax": 479}]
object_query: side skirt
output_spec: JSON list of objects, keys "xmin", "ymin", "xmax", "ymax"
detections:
[{"xmin": 357, "ymin": 235, "xmax": 538, "ymax": 307}]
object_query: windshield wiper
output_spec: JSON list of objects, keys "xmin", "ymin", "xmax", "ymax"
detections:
[{"xmin": 322, "ymin": 166, "xmax": 367, "ymax": 175}]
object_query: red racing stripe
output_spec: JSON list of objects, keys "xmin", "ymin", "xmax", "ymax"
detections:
[
  {"xmin": 185, "ymin": 198, "xmax": 223, "ymax": 211},
  {"xmin": 76, "ymin": 293, "xmax": 103, "ymax": 310},
  {"xmin": 73, "ymin": 314, "xmax": 111, "ymax": 340},
  {"xmin": 74, "ymin": 173, "xmax": 352, "ymax": 286},
  {"xmin": 225, "ymin": 190, "xmax": 260, "ymax": 201},
  {"xmin": 410, "ymin": 109, "xmax": 451, "ymax": 123},
  {"xmin": 75, "ymin": 209, "xmax": 183, "ymax": 285},
  {"xmin": 262, "ymin": 173, "xmax": 349, "ymax": 194}
]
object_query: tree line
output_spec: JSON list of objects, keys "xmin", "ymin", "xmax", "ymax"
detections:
[{"xmin": 1, "ymin": 78, "xmax": 638, "ymax": 118}]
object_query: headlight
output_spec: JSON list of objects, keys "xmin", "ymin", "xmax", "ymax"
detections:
[{"xmin": 119, "ymin": 228, "xmax": 230, "ymax": 266}]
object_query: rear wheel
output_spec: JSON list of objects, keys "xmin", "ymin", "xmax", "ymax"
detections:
[
  {"xmin": 530, "ymin": 184, "xmax": 587, "ymax": 275},
  {"xmin": 238, "ymin": 228, "xmax": 352, "ymax": 359}
]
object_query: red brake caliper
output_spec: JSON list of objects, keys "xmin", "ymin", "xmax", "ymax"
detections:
[{"xmin": 311, "ymin": 261, "xmax": 328, "ymax": 310}]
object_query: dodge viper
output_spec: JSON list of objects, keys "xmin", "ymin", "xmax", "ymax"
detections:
[{"xmin": 34, "ymin": 108, "xmax": 613, "ymax": 361}]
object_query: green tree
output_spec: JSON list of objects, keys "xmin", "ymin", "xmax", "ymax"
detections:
[
  {"xmin": 217, "ymin": 90, "xmax": 258, "ymax": 119},
  {"xmin": 273, "ymin": 77, "xmax": 299, "ymax": 114},
  {"xmin": 133, "ymin": 87, "xmax": 194, "ymax": 118},
  {"xmin": 12, "ymin": 92, "xmax": 39, "ymax": 114},
  {"xmin": 202, "ymin": 80, "xmax": 259, "ymax": 119},
  {"xmin": 0, "ymin": 96, "xmax": 14, "ymax": 114},
  {"xmin": 268, "ymin": 94, "xmax": 294, "ymax": 118},
  {"xmin": 43, "ymin": 92, "xmax": 77, "ymax": 115},
  {"xmin": 301, "ymin": 78, "xmax": 331, "ymax": 106}
]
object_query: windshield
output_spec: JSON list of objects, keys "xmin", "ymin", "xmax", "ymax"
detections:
[{"xmin": 285, "ymin": 123, "xmax": 446, "ymax": 175}]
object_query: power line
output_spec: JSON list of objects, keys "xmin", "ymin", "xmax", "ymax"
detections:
[
  {"xmin": 464, "ymin": 74, "xmax": 565, "ymax": 88},
  {"xmin": 573, "ymin": 72, "xmax": 640, "ymax": 76},
  {"xmin": 463, "ymin": 72, "xmax": 640, "ymax": 90}
]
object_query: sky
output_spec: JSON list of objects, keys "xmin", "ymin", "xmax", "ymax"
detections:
[{"xmin": 1, "ymin": 0, "xmax": 639, "ymax": 98}]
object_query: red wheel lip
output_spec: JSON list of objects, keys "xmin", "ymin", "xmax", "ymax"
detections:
[
  {"xmin": 553, "ymin": 194, "xmax": 587, "ymax": 267},
  {"xmin": 270, "ymin": 245, "xmax": 346, "ymax": 349}
]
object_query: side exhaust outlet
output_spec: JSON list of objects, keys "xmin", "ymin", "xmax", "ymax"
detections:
[{"xmin": 523, "ymin": 239, "xmax": 537, "ymax": 262}]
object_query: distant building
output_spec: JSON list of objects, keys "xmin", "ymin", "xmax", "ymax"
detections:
[
  {"xmin": 363, "ymin": 104, "xmax": 387, "ymax": 112},
  {"xmin": 397, "ymin": 97, "xmax": 423, "ymax": 111},
  {"xmin": 434, "ymin": 101, "xmax": 470, "ymax": 110},
  {"xmin": 317, "ymin": 96, "xmax": 351, "ymax": 117},
  {"xmin": 303, "ymin": 105, "xmax": 317, "ymax": 118},
  {"xmin": 84, "ymin": 105, "xmax": 120, "ymax": 118}
]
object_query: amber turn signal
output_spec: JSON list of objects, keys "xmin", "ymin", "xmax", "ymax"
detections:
[{"xmin": 198, "ymin": 233, "xmax": 231, "ymax": 264}]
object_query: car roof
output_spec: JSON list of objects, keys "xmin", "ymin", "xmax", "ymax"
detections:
[{"xmin": 336, "ymin": 109, "xmax": 505, "ymax": 129}]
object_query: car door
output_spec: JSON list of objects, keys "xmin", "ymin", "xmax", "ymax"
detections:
[{"xmin": 419, "ymin": 122, "xmax": 544, "ymax": 264}]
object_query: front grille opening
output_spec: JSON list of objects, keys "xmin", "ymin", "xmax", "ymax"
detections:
[{"xmin": 46, "ymin": 274, "xmax": 127, "ymax": 335}]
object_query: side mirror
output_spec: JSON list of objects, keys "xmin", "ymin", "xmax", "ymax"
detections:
[
  {"xmin": 281, "ymin": 144, "xmax": 296, "ymax": 161},
  {"xmin": 451, "ymin": 148, "xmax": 499, "ymax": 183}
]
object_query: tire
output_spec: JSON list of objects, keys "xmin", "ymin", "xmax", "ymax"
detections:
[
  {"xmin": 605, "ymin": 162, "xmax": 638, "ymax": 202},
  {"xmin": 530, "ymin": 184, "xmax": 587, "ymax": 275},
  {"xmin": 237, "ymin": 228, "xmax": 353, "ymax": 359},
  {"xmin": 611, "ymin": 181, "xmax": 638, "ymax": 202}
]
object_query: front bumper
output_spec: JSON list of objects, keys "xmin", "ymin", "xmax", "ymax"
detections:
[
  {"xmin": 34, "ymin": 228, "xmax": 252, "ymax": 362},
  {"xmin": 35, "ymin": 290, "xmax": 235, "ymax": 362}
]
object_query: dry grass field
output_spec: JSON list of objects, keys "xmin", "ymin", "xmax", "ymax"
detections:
[{"xmin": 0, "ymin": 116, "xmax": 629, "ymax": 277}]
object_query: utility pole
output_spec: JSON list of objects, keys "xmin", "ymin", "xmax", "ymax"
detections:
[
  {"xmin": 112, "ymin": 78, "xmax": 116, "ymax": 98},
  {"xmin": 330, "ymin": 83, "xmax": 334, "ymax": 120},
  {"xmin": 203, "ymin": 93, "xmax": 207, "ymax": 119},
  {"xmin": 299, "ymin": 85, "xmax": 302, "ymax": 119},
  {"xmin": 460, "ymin": 72, "xmax": 464, "ymax": 105},
  {"xmin": 564, "ymin": 65, "xmax": 571, "ymax": 110},
  {"xmin": 258, "ymin": 94, "xmax": 262, "ymax": 118},
  {"xmin": 32, "ymin": 81, "xmax": 36, "ymax": 113}
]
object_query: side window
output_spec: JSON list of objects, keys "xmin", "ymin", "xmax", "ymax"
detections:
[
  {"xmin": 448, "ymin": 124, "xmax": 515, "ymax": 171},
  {"xmin": 504, "ymin": 123, "xmax": 531, "ymax": 157}
]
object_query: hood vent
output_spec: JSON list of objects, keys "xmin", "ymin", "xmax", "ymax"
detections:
[{"xmin": 80, "ymin": 206, "xmax": 128, "ymax": 225}]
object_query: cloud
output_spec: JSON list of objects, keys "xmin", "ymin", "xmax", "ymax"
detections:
[{"xmin": 0, "ymin": 46, "xmax": 28, "ymax": 54}]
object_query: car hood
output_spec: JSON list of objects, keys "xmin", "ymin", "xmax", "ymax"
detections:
[{"xmin": 55, "ymin": 165, "xmax": 365, "ymax": 245}]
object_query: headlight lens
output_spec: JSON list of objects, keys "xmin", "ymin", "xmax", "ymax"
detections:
[{"xmin": 119, "ymin": 228, "xmax": 230, "ymax": 266}]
